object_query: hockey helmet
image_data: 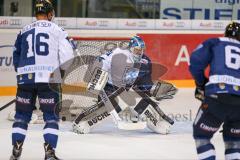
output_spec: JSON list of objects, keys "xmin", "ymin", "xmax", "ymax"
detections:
[
  {"xmin": 225, "ymin": 21, "xmax": 240, "ymax": 41},
  {"xmin": 35, "ymin": 0, "xmax": 54, "ymax": 15},
  {"xmin": 128, "ymin": 36, "xmax": 146, "ymax": 62}
]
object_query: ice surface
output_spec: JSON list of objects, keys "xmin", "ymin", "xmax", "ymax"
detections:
[{"xmin": 0, "ymin": 89, "xmax": 225, "ymax": 160}]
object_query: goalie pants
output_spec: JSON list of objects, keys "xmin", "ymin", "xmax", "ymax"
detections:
[
  {"xmin": 193, "ymin": 94, "xmax": 240, "ymax": 160},
  {"xmin": 12, "ymin": 83, "xmax": 61, "ymax": 149}
]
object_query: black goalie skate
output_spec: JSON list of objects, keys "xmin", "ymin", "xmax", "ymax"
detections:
[
  {"xmin": 10, "ymin": 141, "xmax": 23, "ymax": 160},
  {"xmin": 44, "ymin": 143, "xmax": 60, "ymax": 160}
]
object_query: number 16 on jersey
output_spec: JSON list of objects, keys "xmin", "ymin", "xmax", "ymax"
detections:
[{"xmin": 22, "ymin": 28, "xmax": 50, "ymax": 59}]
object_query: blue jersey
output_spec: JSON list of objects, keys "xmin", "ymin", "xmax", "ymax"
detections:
[
  {"xmin": 135, "ymin": 54, "xmax": 153, "ymax": 91},
  {"xmin": 190, "ymin": 37, "xmax": 240, "ymax": 96}
]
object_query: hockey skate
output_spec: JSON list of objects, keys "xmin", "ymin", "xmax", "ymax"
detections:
[
  {"xmin": 10, "ymin": 141, "xmax": 23, "ymax": 160},
  {"xmin": 44, "ymin": 143, "xmax": 60, "ymax": 160}
]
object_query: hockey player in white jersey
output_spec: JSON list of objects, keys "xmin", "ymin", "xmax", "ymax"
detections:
[
  {"xmin": 73, "ymin": 36, "xmax": 177, "ymax": 134},
  {"xmin": 10, "ymin": 0, "xmax": 74, "ymax": 160}
]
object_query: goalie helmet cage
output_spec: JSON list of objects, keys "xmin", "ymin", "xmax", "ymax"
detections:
[{"xmin": 62, "ymin": 37, "xmax": 130, "ymax": 114}]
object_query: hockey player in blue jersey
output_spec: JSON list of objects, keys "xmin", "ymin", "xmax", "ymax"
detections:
[
  {"xmin": 189, "ymin": 22, "xmax": 240, "ymax": 160},
  {"xmin": 10, "ymin": 0, "xmax": 74, "ymax": 159}
]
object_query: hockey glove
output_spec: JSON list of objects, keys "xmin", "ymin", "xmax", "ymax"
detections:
[
  {"xmin": 195, "ymin": 86, "xmax": 205, "ymax": 102},
  {"xmin": 150, "ymin": 81, "xmax": 178, "ymax": 101},
  {"xmin": 194, "ymin": 78, "xmax": 208, "ymax": 102}
]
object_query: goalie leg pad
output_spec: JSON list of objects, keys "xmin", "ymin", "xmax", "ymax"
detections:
[
  {"xmin": 73, "ymin": 103, "xmax": 111, "ymax": 134},
  {"xmin": 73, "ymin": 121, "xmax": 91, "ymax": 134},
  {"xmin": 133, "ymin": 99, "xmax": 171, "ymax": 134},
  {"xmin": 144, "ymin": 106, "xmax": 171, "ymax": 134}
]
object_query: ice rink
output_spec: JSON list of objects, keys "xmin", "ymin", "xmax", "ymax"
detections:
[{"xmin": 0, "ymin": 89, "xmax": 225, "ymax": 160}]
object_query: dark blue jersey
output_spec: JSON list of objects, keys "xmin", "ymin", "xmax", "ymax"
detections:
[
  {"xmin": 134, "ymin": 54, "xmax": 153, "ymax": 92},
  {"xmin": 189, "ymin": 37, "xmax": 240, "ymax": 96}
]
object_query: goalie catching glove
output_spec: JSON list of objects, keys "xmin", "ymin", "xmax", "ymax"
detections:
[{"xmin": 150, "ymin": 81, "xmax": 177, "ymax": 101}]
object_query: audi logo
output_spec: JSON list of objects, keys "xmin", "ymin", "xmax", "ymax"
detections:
[
  {"xmin": 176, "ymin": 22, "xmax": 186, "ymax": 27},
  {"xmin": 99, "ymin": 21, "xmax": 108, "ymax": 26},
  {"xmin": 213, "ymin": 22, "xmax": 225, "ymax": 29},
  {"xmin": 10, "ymin": 19, "xmax": 22, "ymax": 26},
  {"xmin": 56, "ymin": 20, "xmax": 67, "ymax": 26}
]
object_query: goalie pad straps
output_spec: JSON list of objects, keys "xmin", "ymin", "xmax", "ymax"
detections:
[
  {"xmin": 133, "ymin": 97, "xmax": 171, "ymax": 134},
  {"xmin": 133, "ymin": 87, "xmax": 174, "ymax": 125},
  {"xmin": 134, "ymin": 99, "xmax": 159, "ymax": 126}
]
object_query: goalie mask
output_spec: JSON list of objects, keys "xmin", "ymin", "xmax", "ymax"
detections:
[{"xmin": 129, "ymin": 36, "xmax": 146, "ymax": 63}]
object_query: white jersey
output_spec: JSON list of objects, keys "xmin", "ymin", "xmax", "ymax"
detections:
[
  {"xmin": 13, "ymin": 20, "xmax": 74, "ymax": 84},
  {"xmin": 100, "ymin": 48, "xmax": 139, "ymax": 86}
]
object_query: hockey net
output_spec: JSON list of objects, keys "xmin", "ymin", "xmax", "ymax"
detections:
[
  {"xmin": 7, "ymin": 37, "xmax": 130, "ymax": 123},
  {"xmin": 61, "ymin": 37, "xmax": 130, "ymax": 116}
]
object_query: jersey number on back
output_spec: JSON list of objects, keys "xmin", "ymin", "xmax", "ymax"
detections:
[
  {"xmin": 225, "ymin": 45, "xmax": 240, "ymax": 70},
  {"xmin": 23, "ymin": 29, "xmax": 49, "ymax": 58}
]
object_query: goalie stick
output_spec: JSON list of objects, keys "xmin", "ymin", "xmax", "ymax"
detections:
[
  {"xmin": 0, "ymin": 99, "xmax": 15, "ymax": 111},
  {"xmin": 74, "ymin": 87, "xmax": 125, "ymax": 124}
]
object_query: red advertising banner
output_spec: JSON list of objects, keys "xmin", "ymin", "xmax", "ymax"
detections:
[{"xmin": 139, "ymin": 34, "xmax": 222, "ymax": 82}]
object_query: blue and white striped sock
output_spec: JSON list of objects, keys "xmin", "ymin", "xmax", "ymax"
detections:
[
  {"xmin": 12, "ymin": 121, "xmax": 28, "ymax": 145},
  {"xmin": 225, "ymin": 148, "xmax": 240, "ymax": 160},
  {"xmin": 197, "ymin": 143, "xmax": 216, "ymax": 160},
  {"xmin": 43, "ymin": 122, "xmax": 59, "ymax": 149}
]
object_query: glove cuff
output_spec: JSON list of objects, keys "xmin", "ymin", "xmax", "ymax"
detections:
[{"xmin": 195, "ymin": 77, "xmax": 208, "ymax": 89}]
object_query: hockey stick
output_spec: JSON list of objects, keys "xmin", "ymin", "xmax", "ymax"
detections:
[
  {"xmin": 97, "ymin": 88, "xmax": 125, "ymax": 124},
  {"xmin": 133, "ymin": 87, "xmax": 174, "ymax": 125},
  {"xmin": 0, "ymin": 99, "xmax": 16, "ymax": 111},
  {"xmin": 74, "ymin": 87, "xmax": 125, "ymax": 124}
]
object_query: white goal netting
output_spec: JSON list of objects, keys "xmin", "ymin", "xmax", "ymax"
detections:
[
  {"xmin": 62, "ymin": 37, "xmax": 130, "ymax": 114},
  {"xmin": 8, "ymin": 37, "xmax": 130, "ymax": 123}
]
